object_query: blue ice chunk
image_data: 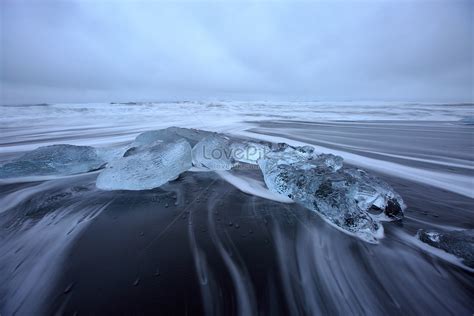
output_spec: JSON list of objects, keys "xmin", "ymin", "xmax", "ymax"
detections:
[
  {"xmin": 96, "ymin": 139, "xmax": 192, "ymax": 190},
  {"xmin": 0, "ymin": 144, "xmax": 106, "ymax": 178}
]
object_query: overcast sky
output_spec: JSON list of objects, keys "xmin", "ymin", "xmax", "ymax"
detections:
[{"xmin": 1, "ymin": 0, "xmax": 472, "ymax": 104}]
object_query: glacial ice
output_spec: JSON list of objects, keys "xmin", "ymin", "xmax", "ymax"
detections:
[
  {"xmin": 96, "ymin": 139, "xmax": 192, "ymax": 190},
  {"xmin": 133, "ymin": 126, "xmax": 213, "ymax": 147},
  {"xmin": 0, "ymin": 144, "xmax": 106, "ymax": 178},
  {"xmin": 259, "ymin": 145, "xmax": 343, "ymax": 173},
  {"xmin": 96, "ymin": 146, "xmax": 130, "ymax": 162},
  {"xmin": 258, "ymin": 145, "xmax": 405, "ymax": 243},
  {"xmin": 192, "ymin": 134, "xmax": 235, "ymax": 170},
  {"xmin": 230, "ymin": 141, "xmax": 271, "ymax": 164},
  {"xmin": 345, "ymin": 168, "xmax": 405, "ymax": 220},
  {"xmin": 417, "ymin": 229, "xmax": 474, "ymax": 268}
]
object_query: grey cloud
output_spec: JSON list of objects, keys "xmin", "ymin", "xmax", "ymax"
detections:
[{"xmin": 1, "ymin": 0, "xmax": 472, "ymax": 104}]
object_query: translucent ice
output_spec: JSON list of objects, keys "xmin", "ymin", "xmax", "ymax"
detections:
[
  {"xmin": 346, "ymin": 168, "xmax": 405, "ymax": 220},
  {"xmin": 312, "ymin": 153, "xmax": 344, "ymax": 171},
  {"xmin": 258, "ymin": 145, "xmax": 404, "ymax": 243},
  {"xmin": 192, "ymin": 134, "xmax": 235, "ymax": 170},
  {"xmin": 96, "ymin": 146, "xmax": 130, "ymax": 162},
  {"xmin": 230, "ymin": 141, "xmax": 271, "ymax": 165},
  {"xmin": 0, "ymin": 144, "xmax": 106, "ymax": 178},
  {"xmin": 260, "ymin": 162, "xmax": 381, "ymax": 242},
  {"xmin": 258, "ymin": 144, "xmax": 341, "ymax": 171},
  {"xmin": 96, "ymin": 139, "xmax": 192, "ymax": 190},
  {"xmin": 133, "ymin": 126, "xmax": 213, "ymax": 147},
  {"xmin": 417, "ymin": 229, "xmax": 474, "ymax": 268}
]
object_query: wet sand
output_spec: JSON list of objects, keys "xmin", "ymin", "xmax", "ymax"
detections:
[{"xmin": 44, "ymin": 168, "xmax": 473, "ymax": 315}]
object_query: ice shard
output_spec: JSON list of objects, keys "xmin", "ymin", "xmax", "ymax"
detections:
[
  {"xmin": 417, "ymin": 229, "xmax": 474, "ymax": 268},
  {"xmin": 192, "ymin": 134, "xmax": 235, "ymax": 170},
  {"xmin": 258, "ymin": 145, "xmax": 332, "ymax": 171},
  {"xmin": 258, "ymin": 145, "xmax": 405, "ymax": 243},
  {"xmin": 96, "ymin": 139, "xmax": 192, "ymax": 190},
  {"xmin": 346, "ymin": 168, "xmax": 405, "ymax": 220},
  {"xmin": 0, "ymin": 144, "xmax": 106, "ymax": 178},
  {"xmin": 230, "ymin": 141, "xmax": 270, "ymax": 165}
]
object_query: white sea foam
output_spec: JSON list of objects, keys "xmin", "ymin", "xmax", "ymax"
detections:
[
  {"xmin": 394, "ymin": 230, "xmax": 474, "ymax": 272},
  {"xmin": 1, "ymin": 101, "xmax": 472, "ymax": 197},
  {"xmin": 216, "ymin": 171, "xmax": 293, "ymax": 203},
  {"xmin": 0, "ymin": 101, "xmax": 472, "ymax": 154}
]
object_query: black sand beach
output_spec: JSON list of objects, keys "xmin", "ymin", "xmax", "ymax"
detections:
[{"xmin": 1, "ymin": 119, "xmax": 472, "ymax": 315}]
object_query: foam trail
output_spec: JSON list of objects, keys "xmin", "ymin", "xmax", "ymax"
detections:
[
  {"xmin": 405, "ymin": 216, "xmax": 466, "ymax": 232},
  {"xmin": 216, "ymin": 171, "xmax": 293, "ymax": 203},
  {"xmin": 207, "ymin": 197, "xmax": 257, "ymax": 316},
  {"xmin": 362, "ymin": 150, "xmax": 474, "ymax": 170},
  {"xmin": 234, "ymin": 131, "xmax": 473, "ymax": 198},
  {"xmin": 0, "ymin": 200, "xmax": 112, "ymax": 315},
  {"xmin": 279, "ymin": 134, "xmax": 474, "ymax": 170},
  {"xmin": 0, "ymin": 181, "xmax": 59, "ymax": 214},
  {"xmin": 187, "ymin": 210, "xmax": 219, "ymax": 315},
  {"xmin": 0, "ymin": 173, "xmax": 100, "ymax": 214},
  {"xmin": 0, "ymin": 170, "xmax": 101, "ymax": 185},
  {"xmin": 393, "ymin": 230, "xmax": 474, "ymax": 272}
]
